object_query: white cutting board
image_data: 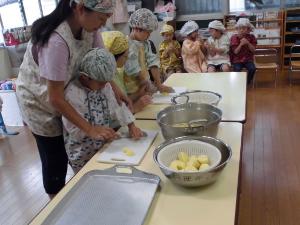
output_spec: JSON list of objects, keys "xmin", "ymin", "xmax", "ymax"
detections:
[
  {"xmin": 152, "ymin": 87, "xmax": 187, "ymax": 104},
  {"xmin": 97, "ymin": 130, "xmax": 158, "ymax": 165}
]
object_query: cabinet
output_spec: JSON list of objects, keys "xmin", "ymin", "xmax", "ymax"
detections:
[
  {"xmin": 224, "ymin": 10, "xmax": 284, "ymax": 66},
  {"xmin": 283, "ymin": 8, "xmax": 300, "ymax": 68}
]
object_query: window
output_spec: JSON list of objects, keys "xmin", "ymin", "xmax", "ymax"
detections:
[
  {"xmin": 230, "ymin": 0, "xmax": 300, "ymax": 11},
  {"xmin": 285, "ymin": 0, "xmax": 300, "ymax": 8},
  {"xmin": 23, "ymin": 0, "xmax": 41, "ymax": 25},
  {"xmin": 245, "ymin": 0, "xmax": 280, "ymax": 10},
  {"xmin": 176, "ymin": 0, "xmax": 222, "ymax": 15},
  {"xmin": 230, "ymin": 0, "xmax": 245, "ymax": 11},
  {"xmin": 41, "ymin": 0, "xmax": 56, "ymax": 16},
  {"xmin": 0, "ymin": 3, "xmax": 23, "ymax": 29}
]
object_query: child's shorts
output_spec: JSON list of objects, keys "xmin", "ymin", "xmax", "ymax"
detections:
[{"xmin": 207, "ymin": 63, "xmax": 230, "ymax": 72}]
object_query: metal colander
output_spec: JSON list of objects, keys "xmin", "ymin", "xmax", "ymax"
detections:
[
  {"xmin": 157, "ymin": 140, "xmax": 222, "ymax": 172},
  {"xmin": 171, "ymin": 90, "xmax": 222, "ymax": 106},
  {"xmin": 153, "ymin": 136, "xmax": 232, "ymax": 187}
]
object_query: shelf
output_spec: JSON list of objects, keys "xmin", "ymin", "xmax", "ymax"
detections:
[
  {"xmin": 285, "ymin": 43, "xmax": 297, "ymax": 46},
  {"xmin": 250, "ymin": 19, "xmax": 282, "ymax": 22},
  {"xmin": 257, "ymin": 45, "xmax": 281, "ymax": 48},
  {"xmin": 284, "ymin": 54, "xmax": 300, "ymax": 58},
  {"xmin": 256, "ymin": 37, "xmax": 281, "ymax": 40},
  {"xmin": 286, "ymin": 20, "xmax": 300, "ymax": 23},
  {"xmin": 285, "ymin": 32, "xmax": 300, "ymax": 35}
]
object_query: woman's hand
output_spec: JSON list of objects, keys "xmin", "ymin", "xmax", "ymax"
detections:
[
  {"xmin": 128, "ymin": 123, "xmax": 144, "ymax": 140},
  {"xmin": 87, "ymin": 125, "xmax": 118, "ymax": 141}
]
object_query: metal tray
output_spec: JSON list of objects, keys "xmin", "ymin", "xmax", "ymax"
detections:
[{"xmin": 42, "ymin": 166, "xmax": 160, "ymax": 225}]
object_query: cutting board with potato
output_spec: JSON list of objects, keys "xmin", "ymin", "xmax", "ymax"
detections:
[
  {"xmin": 97, "ymin": 130, "xmax": 158, "ymax": 165},
  {"xmin": 152, "ymin": 87, "xmax": 187, "ymax": 104}
]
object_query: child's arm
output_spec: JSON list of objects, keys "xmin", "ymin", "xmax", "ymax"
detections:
[
  {"xmin": 246, "ymin": 35, "xmax": 257, "ymax": 53},
  {"xmin": 173, "ymin": 41, "xmax": 182, "ymax": 58},
  {"xmin": 149, "ymin": 66, "xmax": 174, "ymax": 93},
  {"xmin": 62, "ymin": 84, "xmax": 116, "ymax": 141},
  {"xmin": 182, "ymin": 39, "xmax": 201, "ymax": 55},
  {"xmin": 128, "ymin": 122, "xmax": 143, "ymax": 139},
  {"xmin": 104, "ymin": 83, "xmax": 143, "ymax": 139},
  {"xmin": 159, "ymin": 42, "xmax": 170, "ymax": 59},
  {"xmin": 213, "ymin": 35, "xmax": 230, "ymax": 55}
]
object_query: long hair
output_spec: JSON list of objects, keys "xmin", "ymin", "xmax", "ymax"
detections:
[{"xmin": 31, "ymin": 0, "xmax": 73, "ymax": 46}]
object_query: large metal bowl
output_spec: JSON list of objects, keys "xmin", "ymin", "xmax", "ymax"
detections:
[
  {"xmin": 153, "ymin": 136, "xmax": 232, "ymax": 187},
  {"xmin": 156, "ymin": 103, "xmax": 222, "ymax": 140}
]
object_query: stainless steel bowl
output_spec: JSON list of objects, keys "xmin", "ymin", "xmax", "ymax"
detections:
[
  {"xmin": 153, "ymin": 136, "xmax": 232, "ymax": 187},
  {"xmin": 156, "ymin": 103, "xmax": 222, "ymax": 140},
  {"xmin": 171, "ymin": 90, "xmax": 222, "ymax": 106}
]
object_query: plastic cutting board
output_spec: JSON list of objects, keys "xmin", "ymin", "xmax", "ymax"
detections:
[{"xmin": 97, "ymin": 130, "xmax": 158, "ymax": 165}]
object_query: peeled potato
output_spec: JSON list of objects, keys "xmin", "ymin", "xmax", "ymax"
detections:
[
  {"xmin": 178, "ymin": 152, "xmax": 189, "ymax": 163},
  {"xmin": 198, "ymin": 154, "xmax": 209, "ymax": 164},
  {"xmin": 187, "ymin": 156, "xmax": 200, "ymax": 169},
  {"xmin": 122, "ymin": 147, "xmax": 135, "ymax": 156},
  {"xmin": 199, "ymin": 163, "xmax": 210, "ymax": 171},
  {"xmin": 185, "ymin": 165, "xmax": 198, "ymax": 172},
  {"xmin": 169, "ymin": 160, "xmax": 186, "ymax": 171}
]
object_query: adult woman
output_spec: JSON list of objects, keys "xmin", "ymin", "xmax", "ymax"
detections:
[{"xmin": 16, "ymin": 0, "xmax": 120, "ymax": 195}]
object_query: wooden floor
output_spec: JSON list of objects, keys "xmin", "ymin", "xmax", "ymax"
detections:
[{"xmin": 1, "ymin": 71, "xmax": 300, "ymax": 225}]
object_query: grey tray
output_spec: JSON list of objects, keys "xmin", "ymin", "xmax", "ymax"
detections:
[{"xmin": 42, "ymin": 166, "xmax": 160, "ymax": 225}]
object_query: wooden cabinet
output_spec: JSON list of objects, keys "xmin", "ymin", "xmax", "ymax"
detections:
[{"xmin": 283, "ymin": 8, "xmax": 300, "ymax": 68}]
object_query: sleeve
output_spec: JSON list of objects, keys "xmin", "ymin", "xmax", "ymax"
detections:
[
  {"xmin": 174, "ymin": 41, "xmax": 181, "ymax": 50},
  {"xmin": 124, "ymin": 41, "xmax": 141, "ymax": 76},
  {"xmin": 182, "ymin": 39, "xmax": 201, "ymax": 55},
  {"xmin": 104, "ymin": 84, "xmax": 135, "ymax": 126},
  {"xmin": 220, "ymin": 35, "xmax": 230, "ymax": 54},
  {"xmin": 159, "ymin": 42, "xmax": 168, "ymax": 59},
  {"xmin": 93, "ymin": 30, "xmax": 104, "ymax": 48},
  {"xmin": 38, "ymin": 33, "xmax": 69, "ymax": 81},
  {"xmin": 145, "ymin": 41, "xmax": 160, "ymax": 68},
  {"xmin": 250, "ymin": 34, "xmax": 257, "ymax": 46},
  {"xmin": 62, "ymin": 84, "xmax": 87, "ymax": 140},
  {"xmin": 230, "ymin": 35, "xmax": 240, "ymax": 53}
]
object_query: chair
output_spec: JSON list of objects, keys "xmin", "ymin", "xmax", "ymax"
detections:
[
  {"xmin": 253, "ymin": 48, "xmax": 279, "ymax": 88},
  {"xmin": 288, "ymin": 44, "xmax": 300, "ymax": 85}
]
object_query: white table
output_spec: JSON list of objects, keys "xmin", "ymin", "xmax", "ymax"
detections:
[
  {"xmin": 29, "ymin": 120, "xmax": 243, "ymax": 225},
  {"xmin": 135, "ymin": 72, "xmax": 247, "ymax": 123}
]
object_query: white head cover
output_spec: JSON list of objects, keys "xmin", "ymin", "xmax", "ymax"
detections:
[
  {"xmin": 208, "ymin": 20, "xmax": 225, "ymax": 32},
  {"xmin": 128, "ymin": 8, "xmax": 158, "ymax": 31},
  {"xmin": 71, "ymin": 0, "xmax": 115, "ymax": 13},
  {"xmin": 180, "ymin": 20, "xmax": 199, "ymax": 37},
  {"xmin": 235, "ymin": 18, "xmax": 255, "ymax": 31}
]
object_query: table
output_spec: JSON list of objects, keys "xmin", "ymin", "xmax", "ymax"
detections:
[
  {"xmin": 29, "ymin": 120, "xmax": 243, "ymax": 225},
  {"xmin": 135, "ymin": 72, "xmax": 247, "ymax": 123}
]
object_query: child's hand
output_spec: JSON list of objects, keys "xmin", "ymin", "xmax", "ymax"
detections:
[
  {"xmin": 128, "ymin": 123, "xmax": 144, "ymax": 140},
  {"xmin": 240, "ymin": 38, "xmax": 249, "ymax": 46},
  {"xmin": 87, "ymin": 125, "xmax": 117, "ymax": 141},
  {"xmin": 134, "ymin": 95, "xmax": 152, "ymax": 111},
  {"xmin": 166, "ymin": 43, "xmax": 175, "ymax": 53},
  {"xmin": 158, "ymin": 84, "xmax": 174, "ymax": 93}
]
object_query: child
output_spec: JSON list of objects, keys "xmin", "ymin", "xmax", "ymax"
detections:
[
  {"xmin": 205, "ymin": 20, "xmax": 231, "ymax": 72},
  {"xmin": 102, "ymin": 30, "xmax": 152, "ymax": 113},
  {"xmin": 159, "ymin": 24, "xmax": 183, "ymax": 79},
  {"xmin": 124, "ymin": 8, "xmax": 173, "ymax": 96},
  {"xmin": 180, "ymin": 20, "xmax": 207, "ymax": 73},
  {"xmin": 230, "ymin": 18, "xmax": 257, "ymax": 84},
  {"xmin": 62, "ymin": 48, "xmax": 143, "ymax": 172}
]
